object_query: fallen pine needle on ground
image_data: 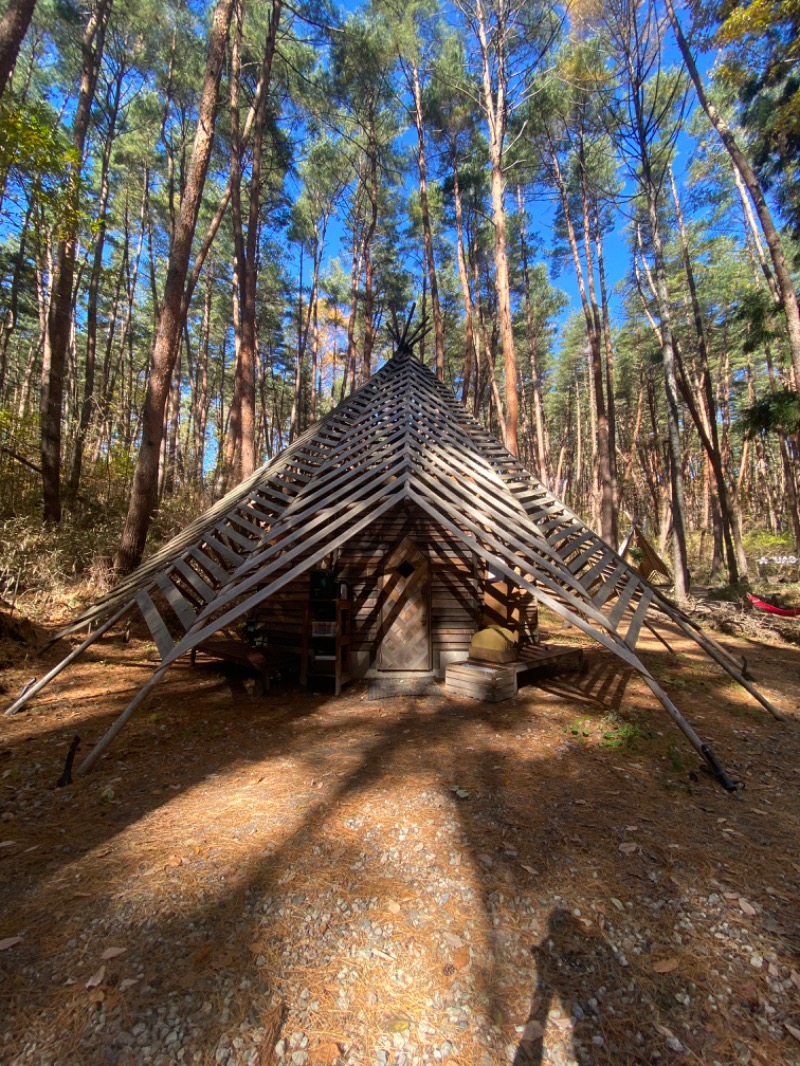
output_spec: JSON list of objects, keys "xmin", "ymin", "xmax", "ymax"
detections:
[{"xmin": 1, "ymin": 614, "xmax": 799, "ymax": 1066}]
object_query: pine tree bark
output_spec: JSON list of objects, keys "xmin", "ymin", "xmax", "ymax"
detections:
[
  {"xmin": 642, "ymin": 191, "xmax": 690, "ymax": 600},
  {"xmin": 516, "ymin": 186, "xmax": 549, "ymax": 485},
  {"xmin": 115, "ymin": 0, "xmax": 235, "ymax": 573},
  {"xmin": 0, "ymin": 0, "xmax": 37, "ymax": 98},
  {"xmin": 669, "ymin": 167, "xmax": 743, "ymax": 584},
  {"xmin": 450, "ymin": 153, "xmax": 476, "ymax": 406},
  {"xmin": 41, "ymin": 0, "xmax": 112, "ymax": 522},
  {"xmin": 68, "ymin": 62, "xmax": 123, "ymax": 498},
  {"xmin": 577, "ymin": 136, "xmax": 617, "ymax": 544},
  {"xmin": 472, "ymin": 0, "xmax": 518, "ymax": 454},
  {"xmin": 548, "ymin": 142, "xmax": 615, "ymax": 541},
  {"xmin": 342, "ymin": 187, "xmax": 364, "ymax": 399},
  {"xmin": 665, "ymin": 0, "xmax": 800, "ymax": 393},
  {"xmin": 230, "ymin": 0, "xmax": 281, "ymax": 478},
  {"xmin": 361, "ymin": 104, "xmax": 379, "ymax": 384},
  {"xmin": 408, "ymin": 59, "xmax": 444, "ymax": 380}
]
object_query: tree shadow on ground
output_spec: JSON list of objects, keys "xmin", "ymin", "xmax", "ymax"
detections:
[{"xmin": 0, "ymin": 630, "xmax": 799, "ymax": 1064}]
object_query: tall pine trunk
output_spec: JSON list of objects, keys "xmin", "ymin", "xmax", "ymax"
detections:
[
  {"xmin": 409, "ymin": 60, "xmax": 444, "ymax": 380},
  {"xmin": 0, "ymin": 0, "xmax": 38, "ymax": 98},
  {"xmin": 474, "ymin": 0, "xmax": 518, "ymax": 454},
  {"xmin": 41, "ymin": 0, "xmax": 112, "ymax": 522},
  {"xmin": 666, "ymin": 0, "xmax": 800, "ymax": 393},
  {"xmin": 115, "ymin": 0, "xmax": 235, "ymax": 573},
  {"xmin": 68, "ymin": 63, "xmax": 123, "ymax": 498},
  {"xmin": 450, "ymin": 152, "xmax": 475, "ymax": 406}
]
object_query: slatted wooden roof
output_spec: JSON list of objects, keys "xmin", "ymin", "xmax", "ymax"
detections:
[{"xmin": 4, "ymin": 345, "xmax": 782, "ymax": 786}]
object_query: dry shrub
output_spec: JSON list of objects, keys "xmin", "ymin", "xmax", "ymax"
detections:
[{"xmin": 0, "ymin": 486, "xmax": 213, "ymax": 625}]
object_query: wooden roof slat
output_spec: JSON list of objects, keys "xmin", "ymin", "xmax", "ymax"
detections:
[
  {"xmin": 203, "ymin": 533, "xmax": 243, "ymax": 567},
  {"xmin": 135, "ymin": 590, "xmax": 174, "ymax": 659},
  {"xmin": 229, "ymin": 511, "xmax": 266, "ymax": 537},
  {"xmin": 555, "ymin": 529, "xmax": 596, "ymax": 556},
  {"xmin": 174, "ymin": 559, "xmax": 216, "ymax": 603},
  {"xmin": 155, "ymin": 574, "xmax": 197, "ymax": 631},
  {"xmin": 590, "ymin": 561, "xmax": 628, "ymax": 608},
  {"xmin": 608, "ymin": 576, "xmax": 641, "ymax": 630},
  {"xmin": 190, "ymin": 547, "xmax": 229, "ymax": 585},
  {"xmin": 216, "ymin": 523, "xmax": 256, "ymax": 551},
  {"xmin": 568, "ymin": 543, "xmax": 604, "ymax": 575},
  {"xmin": 573, "ymin": 554, "xmax": 612, "ymax": 593},
  {"xmin": 624, "ymin": 587, "xmax": 654, "ymax": 648}
]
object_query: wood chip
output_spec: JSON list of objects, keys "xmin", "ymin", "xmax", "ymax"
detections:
[
  {"xmin": 451, "ymin": 946, "xmax": 471, "ymax": 970},
  {"xmin": 618, "ymin": 842, "xmax": 638, "ymax": 854},
  {"xmin": 652, "ymin": 958, "xmax": 679, "ymax": 974},
  {"xmin": 739, "ymin": 897, "xmax": 756, "ymax": 917},
  {"xmin": 786, "ymin": 1023, "xmax": 800, "ymax": 1044},
  {"xmin": 86, "ymin": 965, "xmax": 105, "ymax": 989},
  {"xmin": 311, "ymin": 1042, "xmax": 342, "ymax": 1065},
  {"xmin": 442, "ymin": 933, "xmax": 464, "ymax": 948},
  {"xmin": 0, "ymin": 937, "xmax": 22, "ymax": 951},
  {"xmin": 101, "ymin": 946, "xmax": 126, "ymax": 960}
]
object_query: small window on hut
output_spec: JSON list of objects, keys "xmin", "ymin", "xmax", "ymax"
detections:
[{"xmin": 398, "ymin": 560, "xmax": 416, "ymax": 579}]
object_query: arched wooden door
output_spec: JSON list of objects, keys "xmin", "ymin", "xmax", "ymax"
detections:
[{"xmin": 378, "ymin": 536, "xmax": 432, "ymax": 671}]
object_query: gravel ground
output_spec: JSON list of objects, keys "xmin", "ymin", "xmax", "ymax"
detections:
[{"xmin": 1, "ymin": 619, "xmax": 800, "ymax": 1066}]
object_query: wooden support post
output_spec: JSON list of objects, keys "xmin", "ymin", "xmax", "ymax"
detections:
[
  {"xmin": 76, "ymin": 665, "xmax": 170, "ymax": 776},
  {"xmin": 673, "ymin": 619, "xmax": 784, "ymax": 721},
  {"xmin": 641, "ymin": 674, "xmax": 740, "ymax": 791}
]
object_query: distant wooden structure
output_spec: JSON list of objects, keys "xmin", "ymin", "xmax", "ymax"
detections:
[
  {"xmin": 3, "ymin": 311, "xmax": 783, "ymax": 788},
  {"xmin": 619, "ymin": 525, "xmax": 672, "ymax": 585}
]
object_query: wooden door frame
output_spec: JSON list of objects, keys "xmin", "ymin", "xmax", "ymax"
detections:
[{"xmin": 377, "ymin": 535, "xmax": 432, "ymax": 671}]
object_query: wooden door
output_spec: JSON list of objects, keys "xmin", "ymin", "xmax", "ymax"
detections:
[{"xmin": 378, "ymin": 537, "xmax": 432, "ymax": 671}]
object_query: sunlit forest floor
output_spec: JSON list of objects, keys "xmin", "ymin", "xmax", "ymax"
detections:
[{"xmin": 1, "ymin": 609, "xmax": 799, "ymax": 1066}]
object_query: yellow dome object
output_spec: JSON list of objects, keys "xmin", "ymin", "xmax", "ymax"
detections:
[{"xmin": 469, "ymin": 625, "xmax": 519, "ymax": 664}]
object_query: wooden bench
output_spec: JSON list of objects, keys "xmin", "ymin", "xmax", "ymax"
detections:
[
  {"xmin": 446, "ymin": 644, "xmax": 586, "ymax": 702},
  {"xmin": 190, "ymin": 640, "xmax": 271, "ymax": 695}
]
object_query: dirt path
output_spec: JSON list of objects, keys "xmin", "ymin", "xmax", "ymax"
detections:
[{"xmin": 1, "ymin": 618, "xmax": 799, "ymax": 1066}]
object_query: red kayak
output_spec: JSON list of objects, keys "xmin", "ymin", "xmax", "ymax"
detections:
[{"xmin": 747, "ymin": 592, "xmax": 800, "ymax": 618}]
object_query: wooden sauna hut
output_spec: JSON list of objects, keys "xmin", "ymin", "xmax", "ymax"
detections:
[
  {"xmin": 243, "ymin": 506, "xmax": 540, "ymax": 695},
  {"xmin": 3, "ymin": 316, "xmax": 783, "ymax": 788}
]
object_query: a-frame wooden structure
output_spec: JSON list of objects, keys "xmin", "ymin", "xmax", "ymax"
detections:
[{"xmin": 4, "ymin": 328, "xmax": 783, "ymax": 787}]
